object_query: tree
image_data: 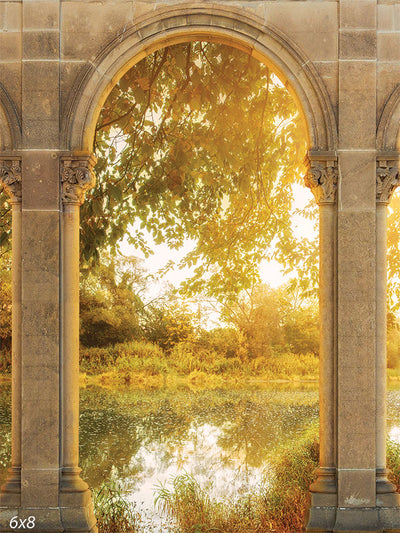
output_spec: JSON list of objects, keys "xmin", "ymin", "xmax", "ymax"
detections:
[
  {"xmin": 219, "ymin": 282, "xmax": 319, "ymax": 359},
  {"xmin": 140, "ymin": 298, "xmax": 196, "ymax": 352},
  {"xmin": 0, "ymin": 253, "xmax": 11, "ymax": 354},
  {"xmin": 220, "ymin": 283, "xmax": 285, "ymax": 359},
  {"xmin": 80, "ymin": 254, "xmax": 147, "ymax": 347},
  {"xmin": 87, "ymin": 41, "xmax": 307, "ymax": 299}
]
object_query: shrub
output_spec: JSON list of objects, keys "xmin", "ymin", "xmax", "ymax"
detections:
[
  {"xmin": 0, "ymin": 348, "xmax": 11, "ymax": 373},
  {"xmin": 80, "ymin": 340, "xmax": 166, "ymax": 375}
]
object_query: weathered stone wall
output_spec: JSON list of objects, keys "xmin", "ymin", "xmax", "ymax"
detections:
[{"xmin": 0, "ymin": 1, "xmax": 400, "ymax": 532}]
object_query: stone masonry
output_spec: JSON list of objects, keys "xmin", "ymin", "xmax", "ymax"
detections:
[{"xmin": 1, "ymin": 1, "xmax": 400, "ymax": 531}]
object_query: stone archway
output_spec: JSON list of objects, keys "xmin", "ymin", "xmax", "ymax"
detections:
[
  {"xmin": 0, "ymin": 3, "xmax": 399, "ymax": 532},
  {"xmin": 61, "ymin": 9, "xmax": 339, "ymax": 532},
  {"xmin": 63, "ymin": 7, "xmax": 337, "ymax": 153}
]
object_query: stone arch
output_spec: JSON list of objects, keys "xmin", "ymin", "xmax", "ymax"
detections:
[
  {"xmin": 63, "ymin": 5, "xmax": 337, "ymax": 152},
  {"xmin": 0, "ymin": 83, "xmax": 21, "ymax": 151},
  {"xmin": 377, "ymin": 83, "xmax": 400, "ymax": 152}
]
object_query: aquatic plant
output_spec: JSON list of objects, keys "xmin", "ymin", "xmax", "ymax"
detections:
[
  {"xmin": 92, "ymin": 481, "xmax": 141, "ymax": 533},
  {"xmin": 153, "ymin": 437, "xmax": 319, "ymax": 532}
]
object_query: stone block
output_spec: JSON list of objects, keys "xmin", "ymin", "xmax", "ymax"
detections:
[
  {"xmin": 314, "ymin": 61, "xmax": 339, "ymax": 116},
  {"xmin": 334, "ymin": 506, "xmax": 380, "ymax": 531},
  {"xmin": 23, "ymin": 2, "xmax": 59, "ymax": 30},
  {"xmin": 3, "ymin": 3, "xmax": 21, "ymax": 32},
  {"xmin": 378, "ymin": 4, "xmax": 395, "ymax": 31},
  {"xmin": 307, "ymin": 505, "xmax": 337, "ymax": 532},
  {"xmin": 23, "ymin": 30, "xmax": 59, "ymax": 60},
  {"xmin": 9, "ymin": 506, "xmax": 63, "ymax": 531},
  {"xmin": 21, "ymin": 213, "xmax": 59, "ymax": 270},
  {"xmin": 265, "ymin": 2, "xmax": 338, "ymax": 61},
  {"xmin": 22, "ymin": 153, "xmax": 59, "ymax": 209},
  {"xmin": 378, "ymin": 33, "xmax": 400, "ymax": 62},
  {"xmin": 339, "ymin": 30, "xmax": 376, "ymax": 60},
  {"xmin": 22, "ymin": 61, "xmax": 58, "ymax": 91},
  {"xmin": 22, "ymin": 89, "xmax": 59, "ymax": 121},
  {"xmin": 0, "ymin": 32, "xmax": 21, "ymax": 61},
  {"xmin": 337, "ymin": 212, "xmax": 375, "ymax": 267},
  {"xmin": 339, "ymin": 61, "xmax": 376, "ymax": 149},
  {"xmin": 133, "ymin": 1, "xmax": 157, "ymax": 21},
  {"xmin": 23, "ymin": 118, "xmax": 59, "ymax": 149},
  {"xmin": 22, "ymin": 367, "xmax": 59, "ymax": 402},
  {"xmin": 338, "ymin": 151, "xmax": 376, "ymax": 210},
  {"xmin": 61, "ymin": 30, "xmax": 112, "ymax": 61},
  {"xmin": 21, "ymin": 399, "xmax": 59, "ymax": 469},
  {"xmin": 0, "ymin": 62, "xmax": 21, "ymax": 115},
  {"xmin": 21, "ymin": 335, "xmax": 59, "ymax": 370},
  {"xmin": 338, "ymin": 470, "xmax": 376, "ymax": 508},
  {"xmin": 20, "ymin": 271, "xmax": 59, "ymax": 302},
  {"xmin": 61, "ymin": 1, "xmax": 133, "ymax": 59},
  {"xmin": 22, "ymin": 302, "xmax": 58, "ymax": 337},
  {"xmin": 377, "ymin": 62, "xmax": 400, "ymax": 119},
  {"xmin": 337, "ymin": 428, "xmax": 376, "ymax": 468},
  {"xmin": 340, "ymin": 0, "xmax": 376, "ymax": 29}
]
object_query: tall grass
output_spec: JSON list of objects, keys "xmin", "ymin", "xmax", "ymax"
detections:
[
  {"xmin": 93, "ymin": 481, "xmax": 141, "ymax": 533},
  {"xmin": 155, "ymin": 437, "xmax": 319, "ymax": 533},
  {"xmin": 93, "ymin": 439, "xmax": 400, "ymax": 533},
  {"xmin": 80, "ymin": 340, "xmax": 319, "ymax": 382}
]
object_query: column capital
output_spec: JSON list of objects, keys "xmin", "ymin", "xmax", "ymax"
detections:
[
  {"xmin": 60, "ymin": 152, "xmax": 97, "ymax": 206},
  {"xmin": 0, "ymin": 157, "xmax": 22, "ymax": 204},
  {"xmin": 376, "ymin": 153, "xmax": 400, "ymax": 205},
  {"xmin": 304, "ymin": 151, "xmax": 338, "ymax": 205}
]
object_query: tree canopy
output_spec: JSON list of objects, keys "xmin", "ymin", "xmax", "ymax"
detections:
[
  {"xmin": 88, "ymin": 41, "xmax": 308, "ymax": 299},
  {"xmin": 0, "ymin": 41, "xmax": 318, "ymax": 300}
]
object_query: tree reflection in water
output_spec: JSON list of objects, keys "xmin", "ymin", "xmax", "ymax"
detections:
[
  {"xmin": 78, "ymin": 385, "xmax": 319, "ymax": 506},
  {"xmin": 2, "ymin": 385, "xmax": 400, "ymax": 519}
]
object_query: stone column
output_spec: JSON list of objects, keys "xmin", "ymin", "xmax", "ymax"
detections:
[
  {"xmin": 59, "ymin": 153, "xmax": 97, "ymax": 532},
  {"xmin": 305, "ymin": 152, "xmax": 338, "ymax": 533},
  {"xmin": 0, "ymin": 158, "xmax": 22, "ymax": 506},
  {"xmin": 375, "ymin": 155, "xmax": 400, "ymax": 508}
]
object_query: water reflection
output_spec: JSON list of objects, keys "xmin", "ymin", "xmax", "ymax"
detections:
[
  {"xmin": 3, "ymin": 384, "xmax": 400, "ymax": 519},
  {"xmin": 78, "ymin": 385, "xmax": 319, "ymax": 507}
]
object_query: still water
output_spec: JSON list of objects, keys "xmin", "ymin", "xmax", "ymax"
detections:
[{"xmin": 1, "ymin": 383, "xmax": 400, "ymax": 520}]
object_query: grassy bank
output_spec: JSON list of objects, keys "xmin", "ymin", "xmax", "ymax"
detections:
[
  {"xmin": 93, "ymin": 437, "xmax": 400, "ymax": 533},
  {"xmin": 79, "ymin": 340, "xmax": 319, "ymax": 386}
]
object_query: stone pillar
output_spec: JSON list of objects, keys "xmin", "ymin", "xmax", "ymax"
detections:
[
  {"xmin": 334, "ymin": 1, "xmax": 384, "ymax": 530},
  {"xmin": 375, "ymin": 155, "xmax": 400, "ymax": 510},
  {"xmin": 59, "ymin": 154, "xmax": 97, "ymax": 533},
  {"xmin": 0, "ymin": 158, "xmax": 22, "ymax": 507},
  {"xmin": 305, "ymin": 152, "xmax": 338, "ymax": 533}
]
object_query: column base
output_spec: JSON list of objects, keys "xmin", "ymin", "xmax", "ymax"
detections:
[
  {"xmin": 0, "ymin": 502, "xmax": 97, "ymax": 533},
  {"xmin": 307, "ymin": 467, "xmax": 338, "ymax": 532},
  {"xmin": 60, "ymin": 469, "xmax": 97, "ymax": 533},
  {"xmin": 332, "ymin": 507, "xmax": 400, "ymax": 533},
  {"xmin": 0, "ymin": 468, "xmax": 21, "ymax": 507},
  {"xmin": 59, "ymin": 488, "xmax": 97, "ymax": 533},
  {"xmin": 0, "ymin": 470, "xmax": 97, "ymax": 533},
  {"xmin": 0, "ymin": 507, "xmax": 64, "ymax": 532},
  {"xmin": 376, "ymin": 469, "xmax": 400, "ymax": 507}
]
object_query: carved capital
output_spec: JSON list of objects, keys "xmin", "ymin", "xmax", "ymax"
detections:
[
  {"xmin": 304, "ymin": 152, "xmax": 338, "ymax": 205},
  {"xmin": 0, "ymin": 158, "xmax": 22, "ymax": 204},
  {"xmin": 61, "ymin": 153, "xmax": 96, "ymax": 206},
  {"xmin": 376, "ymin": 155, "xmax": 400, "ymax": 205}
]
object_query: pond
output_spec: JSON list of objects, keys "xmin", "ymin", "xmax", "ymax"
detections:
[{"xmin": 1, "ymin": 382, "xmax": 400, "ymax": 525}]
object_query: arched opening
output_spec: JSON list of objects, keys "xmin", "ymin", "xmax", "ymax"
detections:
[
  {"xmin": 69, "ymin": 31, "xmax": 333, "ymax": 531},
  {"xmin": 0, "ymin": 89, "xmax": 22, "ymax": 505}
]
